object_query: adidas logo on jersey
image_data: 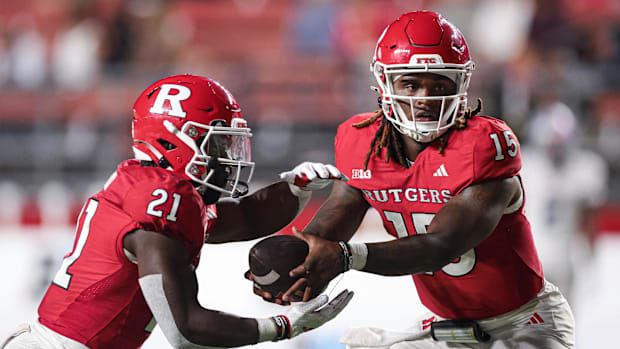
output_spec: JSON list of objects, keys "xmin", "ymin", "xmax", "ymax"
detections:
[{"xmin": 433, "ymin": 164, "xmax": 448, "ymax": 177}]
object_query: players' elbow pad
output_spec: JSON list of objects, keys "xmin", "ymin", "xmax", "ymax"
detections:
[{"xmin": 139, "ymin": 274, "xmax": 219, "ymax": 349}]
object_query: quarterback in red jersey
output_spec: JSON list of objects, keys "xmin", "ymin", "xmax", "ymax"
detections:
[
  {"xmin": 256, "ymin": 11, "xmax": 575, "ymax": 348},
  {"xmin": 2, "ymin": 75, "xmax": 353, "ymax": 349}
]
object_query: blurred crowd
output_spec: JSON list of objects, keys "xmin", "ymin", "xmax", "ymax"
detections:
[
  {"xmin": 0, "ymin": 0, "xmax": 619, "ymax": 252},
  {"xmin": 0, "ymin": 0, "xmax": 619, "ymax": 346}
]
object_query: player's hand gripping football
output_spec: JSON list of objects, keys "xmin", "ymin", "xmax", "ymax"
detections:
[
  {"xmin": 246, "ymin": 228, "xmax": 345, "ymax": 305},
  {"xmin": 280, "ymin": 162, "xmax": 349, "ymax": 191},
  {"xmin": 268, "ymin": 289, "xmax": 354, "ymax": 341},
  {"xmin": 245, "ymin": 270, "xmax": 290, "ymax": 305},
  {"xmin": 282, "ymin": 228, "xmax": 347, "ymax": 302}
]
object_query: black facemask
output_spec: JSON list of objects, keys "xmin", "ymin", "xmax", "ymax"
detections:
[{"xmin": 200, "ymin": 157, "xmax": 229, "ymax": 205}]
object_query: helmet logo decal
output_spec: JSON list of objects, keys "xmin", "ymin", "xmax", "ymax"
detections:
[
  {"xmin": 452, "ymin": 43, "xmax": 466, "ymax": 55},
  {"xmin": 409, "ymin": 54, "xmax": 444, "ymax": 64},
  {"xmin": 416, "ymin": 57, "xmax": 437, "ymax": 64},
  {"xmin": 149, "ymin": 84, "xmax": 192, "ymax": 118}
]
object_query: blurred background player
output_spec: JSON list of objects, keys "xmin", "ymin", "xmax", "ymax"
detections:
[
  {"xmin": 262, "ymin": 11, "xmax": 575, "ymax": 348},
  {"xmin": 1, "ymin": 74, "xmax": 353, "ymax": 349},
  {"xmin": 521, "ymin": 93, "xmax": 609, "ymax": 302}
]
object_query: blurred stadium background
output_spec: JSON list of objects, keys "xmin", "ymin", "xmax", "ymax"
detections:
[{"xmin": 0, "ymin": 0, "xmax": 619, "ymax": 348}]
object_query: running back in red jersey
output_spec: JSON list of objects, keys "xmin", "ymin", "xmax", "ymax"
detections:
[{"xmin": 37, "ymin": 160, "xmax": 212, "ymax": 349}]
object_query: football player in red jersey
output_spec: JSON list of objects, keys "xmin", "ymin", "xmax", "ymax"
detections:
[
  {"xmin": 253, "ymin": 11, "xmax": 575, "ymax": 348},
  {"xmin": 1, "ymin": 74, "xmax": 353, "ymax": 349}
]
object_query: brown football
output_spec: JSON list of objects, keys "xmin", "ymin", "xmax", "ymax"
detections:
[{"xmin": 249, "ymin": 235, "xmax": 313, "ymax": 302}]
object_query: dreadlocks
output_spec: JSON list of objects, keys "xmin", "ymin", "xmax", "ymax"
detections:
[{"xmin": 353, "ymin": 98, "xmax": 483, "ymax": 170}]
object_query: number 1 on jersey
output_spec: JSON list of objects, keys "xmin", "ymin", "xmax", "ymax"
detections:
[{"xmin": 53, "ymin": 199, "xmax": 99, "ymax": 290}]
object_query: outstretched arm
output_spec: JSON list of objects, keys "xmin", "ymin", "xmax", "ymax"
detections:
[
  {"xmin": 303, "ymin": 180, "xmax": 371, "ymax": 241},
  {"xmin": 207, "ymin": 181, "xmax": 299, "ymax": 243},
  {"xmin": 208, "ymin": 162, "xmax": 348, "ymax": 243},
  {"xmin": 123, "ymin": 229, "xmax": 353, "ymax": 348}
]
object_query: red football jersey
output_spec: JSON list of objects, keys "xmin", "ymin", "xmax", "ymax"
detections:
[
  {"xmin": 335, "ymin": 114, "xmax": 544, "ymax": 319},
  {"xmin": 38, "ymin": 160, "xmax": 215, "ymax": 348}
]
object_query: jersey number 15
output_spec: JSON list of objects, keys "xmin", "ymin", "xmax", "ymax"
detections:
[
  {"xmin": 489, "ymin": 130, "xmax": 518, "ymax": 161},
  {"xmin": 384, "ymin": 211, "xmax": 476, "ymax": 277}
]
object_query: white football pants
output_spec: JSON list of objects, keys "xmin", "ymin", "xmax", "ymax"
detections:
[
  {"xmin": 1, "ymin": 322, "xmax": 87, "ymax": 349},
  {"xmin": 341, "ymin": 280, "xmax": 574, "ymax": 349}
]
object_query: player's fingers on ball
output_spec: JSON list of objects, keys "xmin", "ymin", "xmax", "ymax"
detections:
[
  {"xmin": 295, "ymin": 229, "xmax": 321, "ymax": 249},
  {"xmin": 253, "ymin": 285, "xmax": 271, "ymax": 299},
  {"xmin": 292, "ymin": 227, "xmax": 311, "ymax": 244},
  {"xmin": 252, "ymin": 283, "xmax": 270, "ymax": 297},
  {"xmin": 302, "ymin": 286, "xmax": 314, "ymax": 302},
  {"xmin": 311, "ymin": 162, "xmax": 330, "ymax": 179},
  {"xmin": 304, "ymin": 257, "xmax": 318, "ymax": 274},
  {"xmin": 269, "ymin": 297, "xmax": 285, "ymax": 305},
  {"xmin": 282, "ymin": 278, "xmax": 307, "ymax": 302},
  {"xmin": 293, "ymin": 290, "xmax": 304, "ymax": 301},
  {"xmin": 259, "ymin": 292, "xmax": 281, "ymax": 304},
  {"xmin": 276, "ymin": 295, "xmax": 291, "ymax": 305},
  {"xmin": 288, "ymin": 262, "xmax": 307, "ymax": 278},
  {"xmin": 244, "ymin": 270, "xmax": 253, "ymax": 280}
]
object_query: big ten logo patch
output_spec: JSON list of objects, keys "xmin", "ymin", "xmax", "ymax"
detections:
[{"xmin": 352, "ymin": 169, "xmax": 372, "ymax": 179}]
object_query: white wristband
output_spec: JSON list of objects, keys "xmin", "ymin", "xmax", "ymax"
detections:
[
  {"xmin": 287, "ymin": 183, "xmax": 311, "ymax": 217},
  {"xmin": 256, "ymin": 318, "xmax": 277, "ymax": 342},
  {"xmin": 349, "ymin": 243, "xmax": 368, "ymax": 271}
]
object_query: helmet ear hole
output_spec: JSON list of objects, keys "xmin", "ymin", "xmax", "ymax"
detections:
[{"xmin": 157, "ymin": 139, "xmax": 177, "ymax": 150}]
